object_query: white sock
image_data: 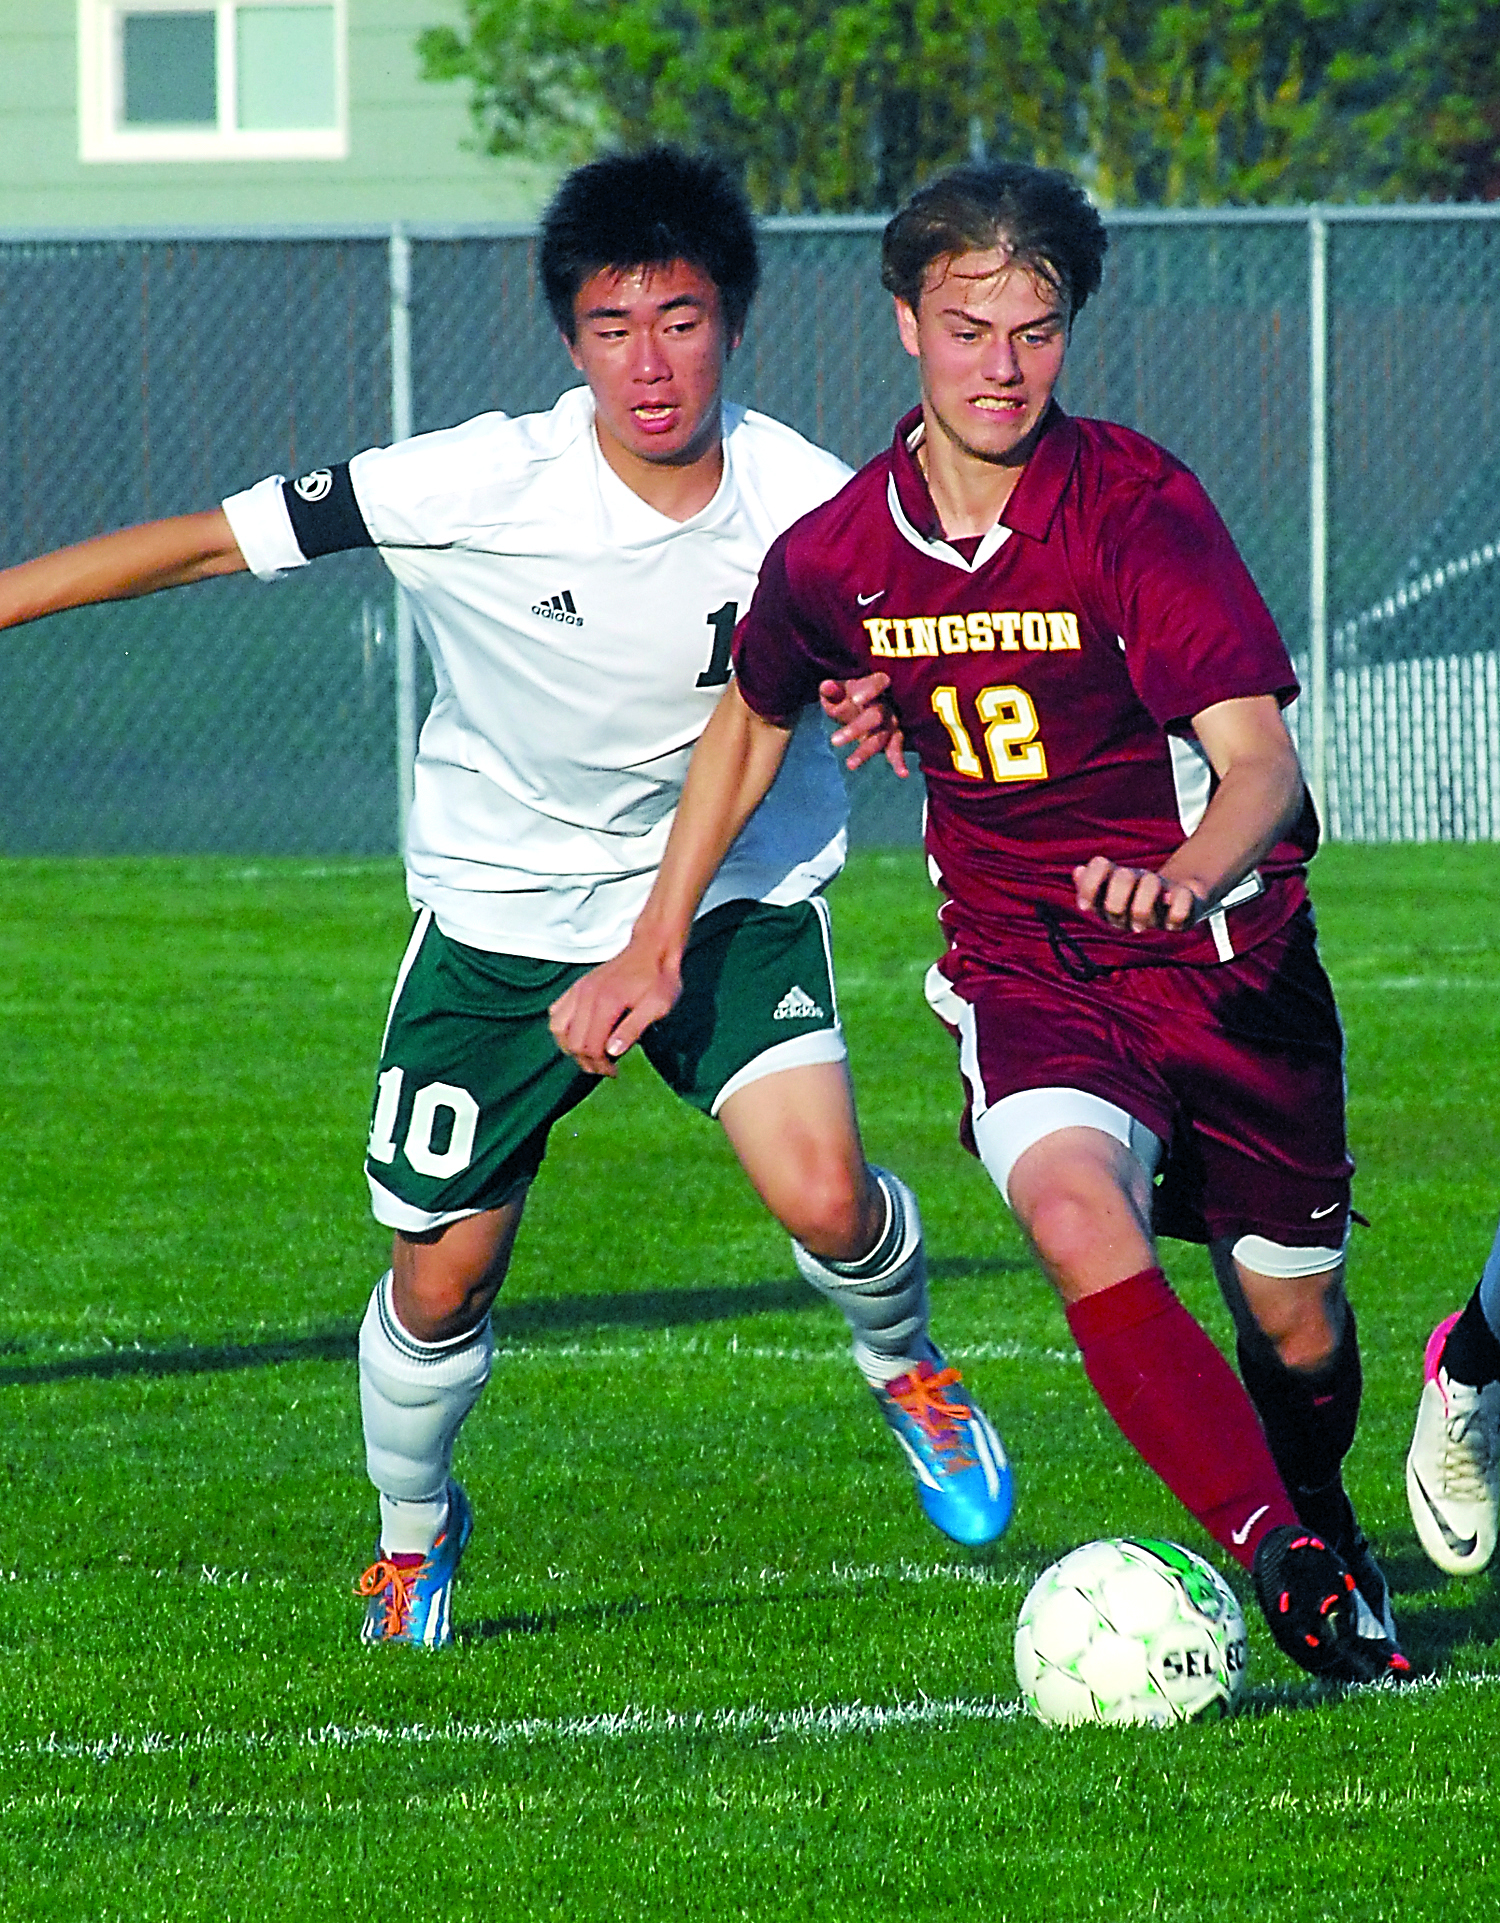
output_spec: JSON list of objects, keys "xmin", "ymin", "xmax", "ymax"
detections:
[
  {"xmin": 791, "ymin": 1168, "xmax": 934, "ymax": 1386},
  {"xmin": 379, "ymin": 1491, "xmax": 451, "ymax": 1558},
  {"xmin": 358, "ymin": 1272, "xmax": 493, "ymax": 1554}
]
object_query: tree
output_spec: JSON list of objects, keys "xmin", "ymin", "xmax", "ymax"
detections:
[
  {"xmin": 1372, "ymin": 0, "xmax": 1500, "ymax": 199},
  {"xmin": 418, "ymin": 0, "xmax": 1500, "ymax": 209},
  {"xmin": 417, "ymin": 1, "xmax": 1095, "ymax": 212}
]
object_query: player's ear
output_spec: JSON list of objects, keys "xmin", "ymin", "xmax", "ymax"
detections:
[
  {"xmin": 562, "ymin": 328, "xmax": 585, "ymax": 373},
  {"xmin": 894, "ymin": 295, "xmax": 921, "ymax": 360}
]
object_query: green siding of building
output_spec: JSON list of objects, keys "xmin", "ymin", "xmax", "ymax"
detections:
[{"xmin": 0, "ymin": 1, "xmax": 555, "ymax": 229}]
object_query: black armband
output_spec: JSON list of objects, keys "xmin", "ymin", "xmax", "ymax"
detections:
[{"xmin": 282, "ymin": 463, "xmax": 375, "ymax": 558}]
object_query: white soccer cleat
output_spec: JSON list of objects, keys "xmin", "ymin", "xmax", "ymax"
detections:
[{"xmin": 1406, "ymin": 1317, "xmax": 1500, "ymax": 1577}]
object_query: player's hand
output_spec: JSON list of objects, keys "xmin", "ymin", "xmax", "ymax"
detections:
[
  {"xmin": 1073, "ymin": 857, "xmax": 1205, "ymax": 933},
  {"xmin": 819, "ymin": 672, "xmax": 908, "ymax": 775},
  {"xmin": 548, "ymin": 944, "xmax": 683, "ymax": 1077}
]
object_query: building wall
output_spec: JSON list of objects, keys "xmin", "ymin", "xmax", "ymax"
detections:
[{"xmin": 0, "ymin": 0, "xmax": 555, "ymax": 228}]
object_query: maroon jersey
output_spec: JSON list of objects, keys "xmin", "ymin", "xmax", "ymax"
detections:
[{"xmin": 733, "ymin": 405, "xmax": 1317, "ymax": 972}]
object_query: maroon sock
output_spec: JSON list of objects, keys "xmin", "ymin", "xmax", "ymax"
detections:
[{"xmin": 1066, "ymin": 1267, "xmax": 1299, "ymax": 1570}]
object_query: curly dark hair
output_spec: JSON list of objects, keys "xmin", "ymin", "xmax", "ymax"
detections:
[
  {"xmin": 881, "ymin": 163, "xmax": 1108, "ymax": 321},
  {"xmin": 540, "ymin": 147, "xmax": 760, "ymax": 343}
]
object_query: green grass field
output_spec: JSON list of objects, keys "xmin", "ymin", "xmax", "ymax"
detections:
[{"xmin": 1, "ymin": 847, "xmax": 1497, "ymax": 1919}]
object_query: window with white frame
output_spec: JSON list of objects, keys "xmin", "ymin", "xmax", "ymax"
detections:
[{"xmin": 79, "ymin": 1, "xmax": 349, "ymax": 161}]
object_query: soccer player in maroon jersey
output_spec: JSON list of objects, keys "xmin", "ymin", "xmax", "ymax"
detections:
[{"xmin": 551, "ymin": 160, "xmax": 1411, "ymax": 1685}]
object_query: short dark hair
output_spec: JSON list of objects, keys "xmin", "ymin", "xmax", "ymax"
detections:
[
  {"xmin": 881, "ymin": 163, "xmax": 1108, "ymax": 321},
  {"xmin": 540, "ymin": 147, "xmax": 760, "ymax": 343}
]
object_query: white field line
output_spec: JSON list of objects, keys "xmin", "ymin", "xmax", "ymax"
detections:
[
  {"xmin": 225, "ymin": 862, "xmax": 398, "ymax": 882},
  {"xmin": 2, "ymin": 1338, "xmax": 1076, "ymax": 1369},
  {"xmin": 4, "ymin": 1335, "xmax": 1080, "ymax": 1371},
  {"xmin": 10, "ymin": 1670, "xmax": 1499, "ymax": 1773},
  {"xmin": 494, "ymin": 1338, "xmax": 1081, "ymax": 1367},
  {"xmin": 1345, "ymin": 977, "xmax": 1500, "ymax": 993},
  {"xmin": 0, "ymin": 1555, "xmax": 1028, "ymax": 1594},
  {"xmin": 7, "ymin": 1696, "xmax": 1024, "ymax": 1768}
]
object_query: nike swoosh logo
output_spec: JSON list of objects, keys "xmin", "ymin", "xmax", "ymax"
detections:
[
  {"xmin": 856, "ymin": 590, "xmax": 886, "ymax": 606},
  {"xmin": 1310, "ymin": 1202, "xmax": 1341, "ymax": 1219},
  {"xmin": 1231, "ymin": 1503, "xmax": 1270, "ymax": 1546},
  {"xmin": 1410, "ymin": 1468, "xmax": 1480, "ymax": 1556}
]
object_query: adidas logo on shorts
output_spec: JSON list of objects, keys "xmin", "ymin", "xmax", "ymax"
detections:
[{"xmin": 773, "ymin": 985, "xmax": 825, "ymax": 1021}]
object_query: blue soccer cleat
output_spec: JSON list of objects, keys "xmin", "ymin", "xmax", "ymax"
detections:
[
  {"xmin": 357, "ymin": 1481, "xmax": 473, "ymax": 1648},
  {"xmin": 873, "ymin": 1352, "xmax": 1013, "ymax": 1546}
]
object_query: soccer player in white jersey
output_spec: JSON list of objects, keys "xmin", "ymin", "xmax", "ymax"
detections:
[{"xmin": 0, "ymin": 148, "xmax": 1011, "ymax": 1647}]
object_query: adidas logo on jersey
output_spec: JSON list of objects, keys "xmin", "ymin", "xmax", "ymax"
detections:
[
  {"xmin": 773, "ymin": 985, "xmax": 825, "ymax": 1021},
  {"xmin": 533, "ymin": 589, "xmax": 583, "ymax": 626}
]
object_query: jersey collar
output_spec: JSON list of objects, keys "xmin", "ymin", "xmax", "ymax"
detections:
[
  {"xmin": 887, "ymin": 401, "xmax": 1080, "ymax": 551},
  {"xmin": 585, "ymin": 393, "xmax": 742, "ymax": 540}
]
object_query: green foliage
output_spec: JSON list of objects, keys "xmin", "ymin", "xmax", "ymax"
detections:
[
  {"xmin": 419, "ymin": 0, "xmax": 1500, "ymax": 209},
  {"xmin": 419, "ymin": 1, "xmax": 1083, "ymax": 213},
  {"xmin": 0, "ymin": 850, "xmax": 1499, "ymax": 1912}
]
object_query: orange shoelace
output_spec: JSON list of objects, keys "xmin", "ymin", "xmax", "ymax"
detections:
[
  {"xmin": 889, "ymin": 1364, "xmax": 977, "ymax": 1468},
  {"xmin": 357, "ymin": 1555, "xmax": 424, "ymax": 1638}
]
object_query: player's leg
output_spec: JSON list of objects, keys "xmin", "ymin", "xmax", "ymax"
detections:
[
  {"xmin": 639, "ymin": 896, "xmax": 1010, "ymax": 1544},
  {"xmin": 1406, "ymin": 1210, "xmax": 1500, "ymax": 1574},
  {"xmin": 716, "ymin": 1061, "xmax": 1011, "ymax": 1545},
  {"xmin": 936, "ymin": 956, "xmax": 1397, "ymax": 1682},
  {"xmin": 1211, "ymin": 1247, "xmax": 1400, "ymax": 1639},
  {"xmin": 361, "ymin": 1198, "xmax": 523, "ymax": 1550},
  {"xmin": 931, "ymin": 957, "xmax": 1301, "ymax": 1569},
  {"xmin": 356, "ymin": 1201, "xmax": 519, "ymax": 1647},
  {"xmin": 996, "ymin": 1118, "xmax": 1394, "ymax": 1679},
  {"xmin": 357, "ymin": 912, "xmax": 597, "ymax": 1645},
  {"xmin": 1157, "ymin": 909, "xmax": 1406, "ymax": 1671},
  {"xmin": 999, "ymin": 1118, "xmax": 1304, "ymax": 1570}
]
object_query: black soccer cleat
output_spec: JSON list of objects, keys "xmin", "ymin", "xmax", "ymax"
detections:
[
  {"xmin": 1289, "ymin": 1479, "xmax": 1408, "ymax": 1659},
  {"xmin": 1334, "ymin": 1527, "xmax": 1404, "ymax": 1651},
  {"xmin": 1251, "ymin": 1525, "xmax": 1410, "ymax": 1684}
]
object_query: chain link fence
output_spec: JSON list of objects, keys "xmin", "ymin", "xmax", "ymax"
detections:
[{"xmin": 2, "ymin": 207, "xmax": 1498, "ymax": 854}]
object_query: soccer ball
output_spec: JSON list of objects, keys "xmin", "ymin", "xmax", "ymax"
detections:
[{"xmin": 1014, "ymin": 1537, "xmax": 1248, "ymax": 1727}]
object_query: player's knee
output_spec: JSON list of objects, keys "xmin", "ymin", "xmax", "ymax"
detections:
[
  {"xmin": 1231, "ymin": 1240, "xmax": 1345, "ymax": 1372},
  {"xmin": 1265, "ymin": 1299, "xmax": 1341, "ymax": 1373},
  {"xmin": 1021, "ymin": 1185, "xmax": 1118, "ymax": 1277},
  {"xmin": 1012, "ymin": 1151, "xmax": 1145, "ymax": 1279},
  {"xmin": 778, "ymin": 1157, "xmax": 873, "ymax": 1261},
  {"xmin": 393, "ymin": 1218, "xmax": 513, "ymax": 1341},
  {"xmin": 1246, "ymin": 1285, "xmax": 1343, "ymax": 1373}
]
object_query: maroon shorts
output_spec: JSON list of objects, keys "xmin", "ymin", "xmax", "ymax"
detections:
[{"xmin": 931, "ymin": 907, "xmax": 1354, "ymax": 1249}]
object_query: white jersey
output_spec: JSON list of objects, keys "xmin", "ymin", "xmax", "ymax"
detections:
[{"xmin": 222, "ymin": 386, "xmax": 852, "ymax": 961}]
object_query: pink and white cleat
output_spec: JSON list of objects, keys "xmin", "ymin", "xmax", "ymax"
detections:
[{"xmin": 1406, "ymin": 1315, "xmax": 1500, "ymax": 1576}]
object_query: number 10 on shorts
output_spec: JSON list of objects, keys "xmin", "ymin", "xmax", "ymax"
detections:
[{"xmin": 368, "ymin": 1066, "xmax": 480, "ymax": 1179}]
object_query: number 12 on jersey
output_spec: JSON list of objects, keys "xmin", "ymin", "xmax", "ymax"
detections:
[{"xmin": 931, "ymin": 683, "xmax": 1049, "ymax": 782}]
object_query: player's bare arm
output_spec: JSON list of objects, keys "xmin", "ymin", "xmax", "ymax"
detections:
[
  {"xmin": 549, "ymin": 684, "xmax": 794, "ymax": 1075},
  {"xmin": 0, "ymin": 509, "xmax": 247, "ymax": 631},
  {"xmin": 1073, "ymin": 694, "xmax": 1304, "ymax": 934}
]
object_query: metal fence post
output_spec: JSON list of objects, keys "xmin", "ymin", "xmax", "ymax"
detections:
[
  {"xmin": 1307, "ymin": 210, "xmax": 1330, "ymax": 832},
  {"xmin": 389, "ymin": 223, "xmax": 417, "ymax": 853}
]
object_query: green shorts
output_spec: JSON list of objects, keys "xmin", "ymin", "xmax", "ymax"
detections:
[{"xmin": 365, "ymin": 896, "xmax": 847, "ymax": 1231}]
